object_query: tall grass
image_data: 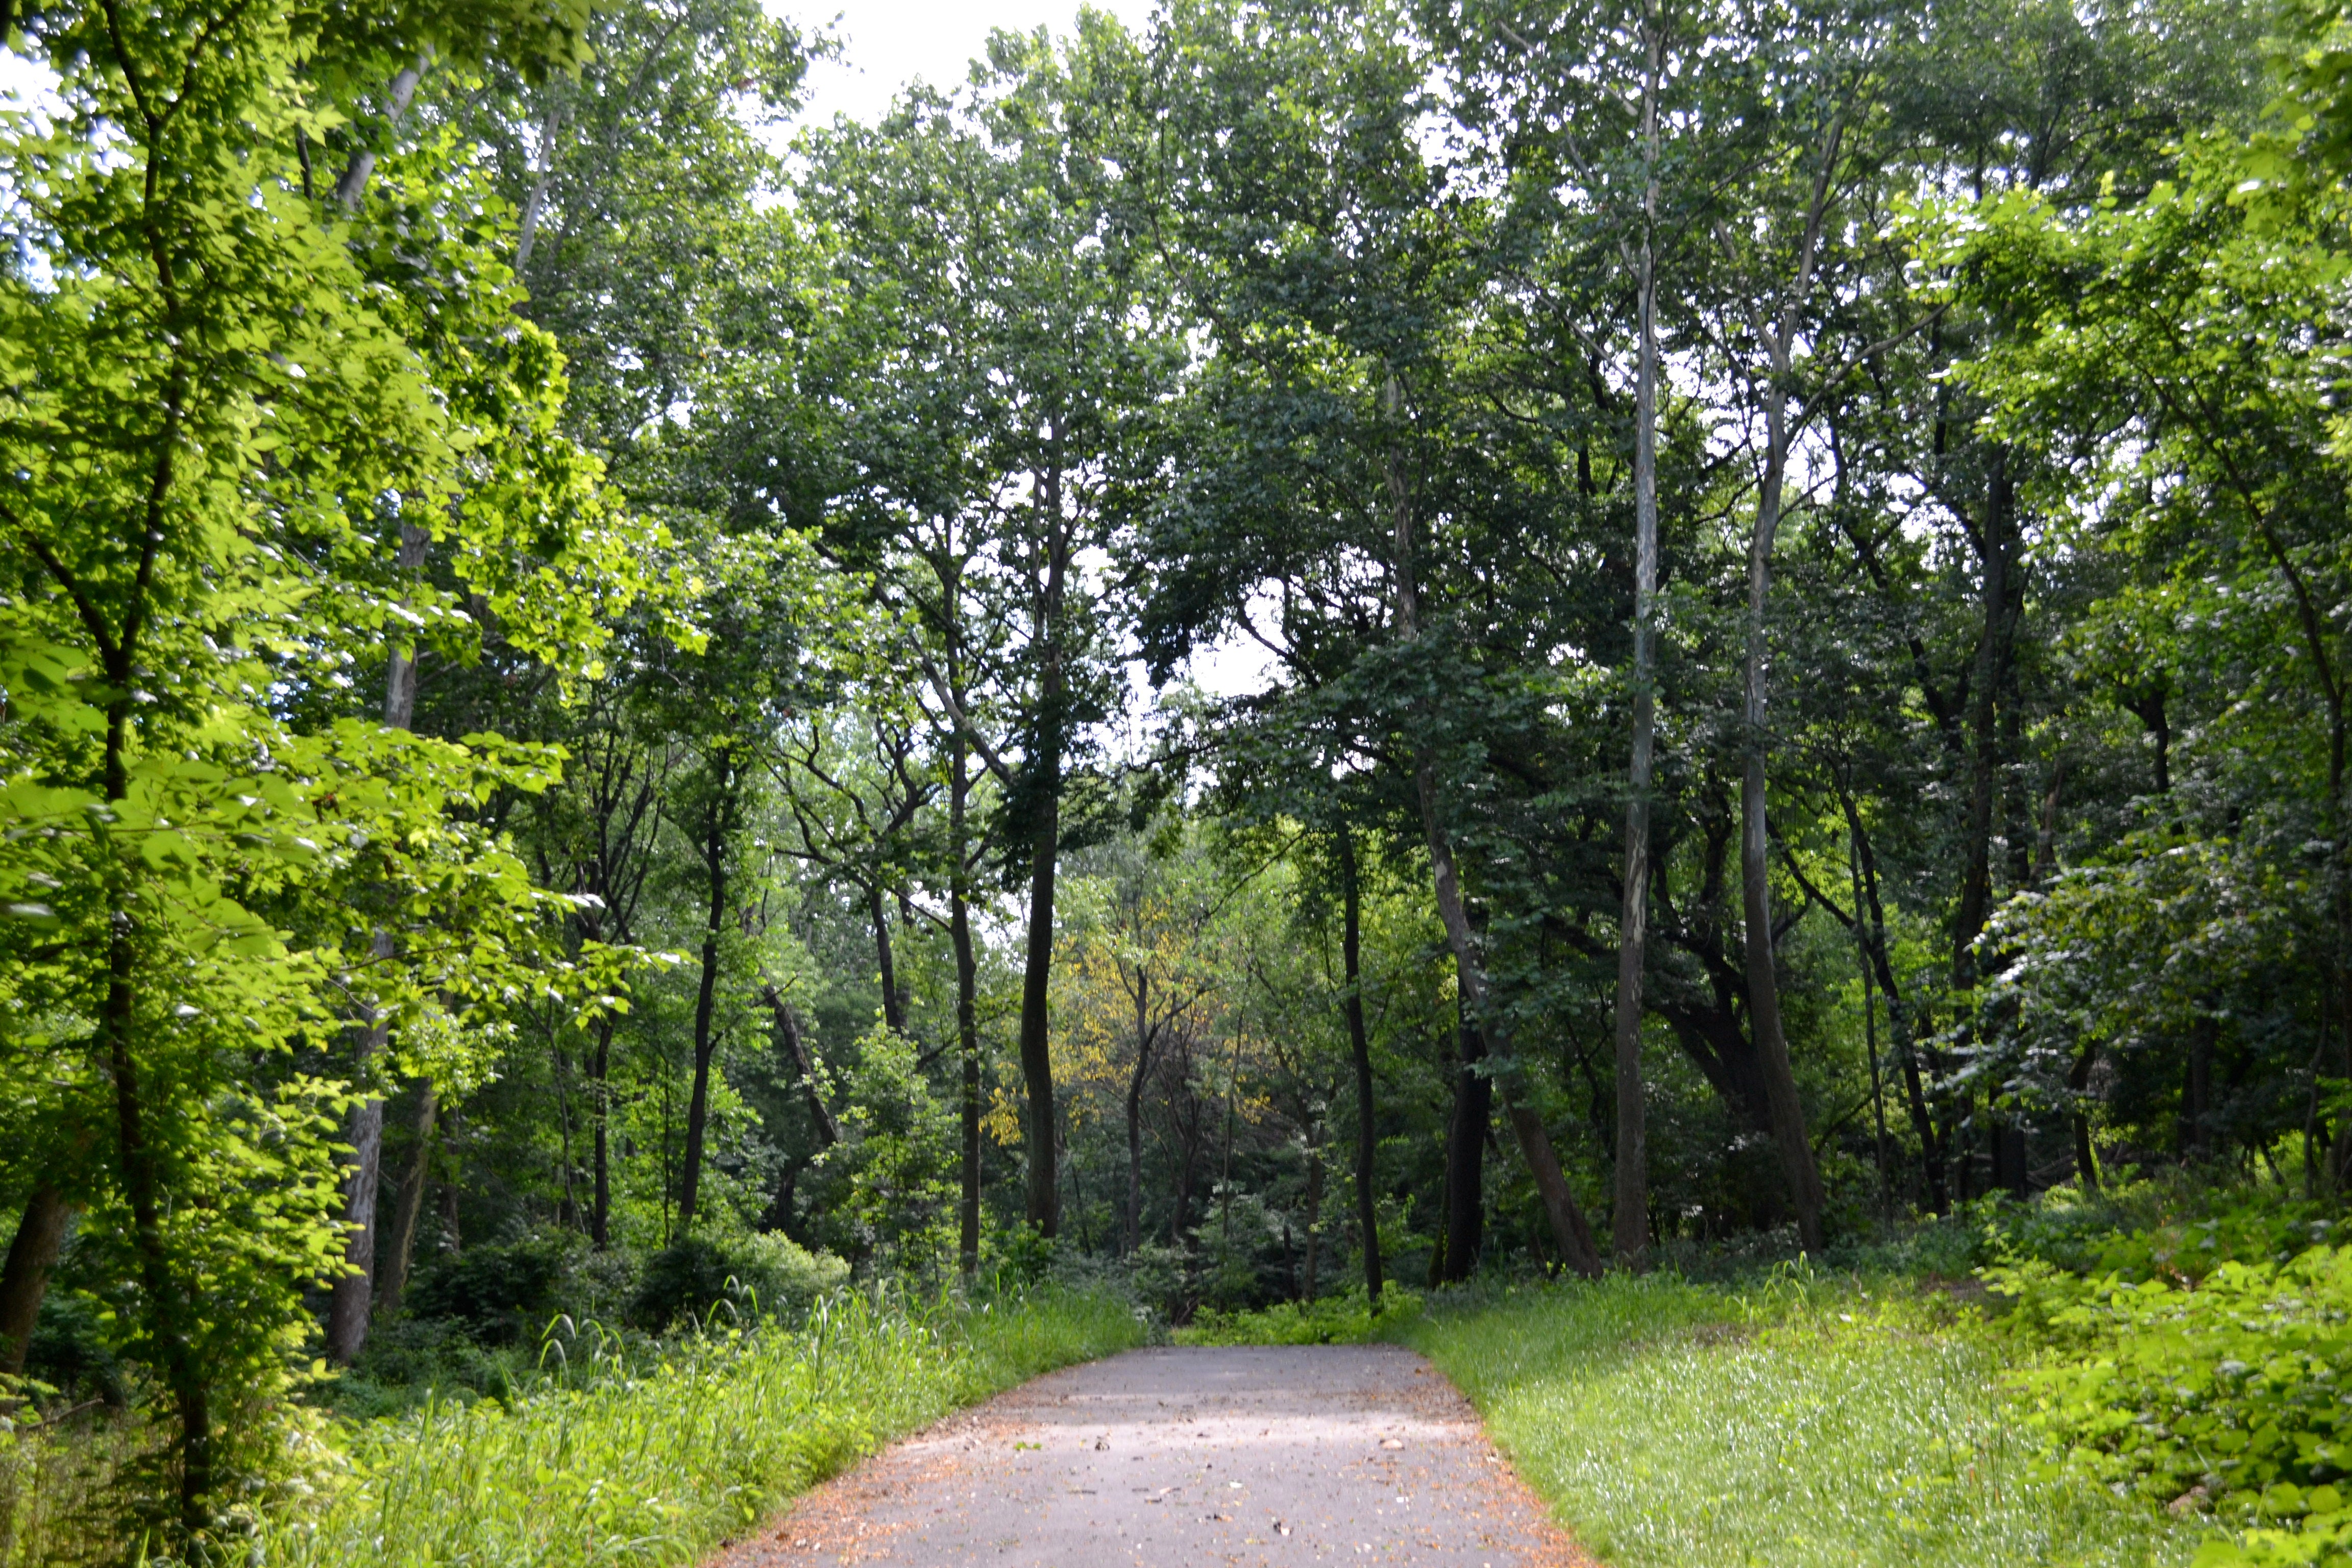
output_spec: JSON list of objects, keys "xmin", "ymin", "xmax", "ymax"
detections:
[
  {"xmin": 252, "ymin": 1284, "xmax": 1142, "ymax": 1568},
  {"xmin": 1397, "ymin": 1273, "xmax": 2213, "ymax": 1568},
  {"xmin": 0, "ymin": 1283, "xmax": 1122, "ymax": 1568}
]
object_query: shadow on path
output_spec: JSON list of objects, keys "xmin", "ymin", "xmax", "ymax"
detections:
[{"xmin": 706, "ymin": 1343, "xmax": 1596, "ymax": 1567}]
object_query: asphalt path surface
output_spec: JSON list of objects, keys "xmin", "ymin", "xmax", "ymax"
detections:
[{"xmin": 705, "ymin": 1343, "xmax": 1594, "ymax": 1568}]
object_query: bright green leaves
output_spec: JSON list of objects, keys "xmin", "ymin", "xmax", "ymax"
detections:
[{"xmin": 1993, "ymin": 1245, "xmax": 2352, "ymax": 1563}]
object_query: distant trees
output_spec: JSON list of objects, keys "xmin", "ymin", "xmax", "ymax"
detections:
[{"xmin": 11, "ymin": 0, "xmax": 2352, "ymax": 1543}]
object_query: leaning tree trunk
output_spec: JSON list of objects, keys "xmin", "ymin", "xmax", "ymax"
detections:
[
  {"xmin": 0, "ymin": 1186, "xmax": 72, "ymax": 1375},
  {"xmin": 373, "ymin": 1084, "xmax": 437, "ymax": 1317},
  {"xmin": 1388, "ymin": 393, "xmax": 1600, "ymax": 1281}
]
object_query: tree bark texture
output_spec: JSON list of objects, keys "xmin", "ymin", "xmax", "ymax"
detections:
[
  {"xmin": 1611, "ymin": 23, "xmax": 1664, "ymax": 1267},
  {"xmin": 950, "ymin": 736, "xmax": 983, "ymax": 1278},
  {"xmin": 1339, "ymin": 826, "xmax": 1384, "ymax": 1301},
  {"xmin": 0, "ymin": 1186, "xmax": 71, "ymax": 1375},
  {"xmin": 375, "ymin": 1084, "xmax": 437, "ymax": 1316},
  {"xmin": 1015, "ymin": 460, "xmax": 1069, "ymax": 1237},
  {"xmin": 327, "ymin": 519, "xmax": 427, "ymax": 1365},
  {"xmin": 677, "ymin": 754, "xmax": 733, "ymax": 1233},
  {"xmin": 1735, "ymin": 127, "xmax": 1841, "ymax": 1255}
]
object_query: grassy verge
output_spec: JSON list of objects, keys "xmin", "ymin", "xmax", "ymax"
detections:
[
  {"xmin": 1392, "ymin": 1273, "xmax": 2213, "ymax": 1568},
  {"xmin": 244, "ymin": 1283, "xmax": 1142, "ymax": 1568}
]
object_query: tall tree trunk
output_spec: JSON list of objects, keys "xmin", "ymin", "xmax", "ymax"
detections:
[
  {"xmin": 871, "ymin": 880, "xmax": 906, "ymax": 1035},
  {"xmin": 1339, "ymin": 826, "xmax": 1384, "ymax": 1302},
  {"xmin": 1845, "ymin": 793, "xmax": 1945, "ymax": 1210},
  {"xmin": 1438, "ymin": 1009, "xmax": 1489, "ymax": 1282},
  {"xmin": 1735, "ymin": 128, "xmax": 1841, "ymax": 1255},
  {"xmin": 1017, "ymin": 783, "xmax": 1061, "ymax": 1237},
  {"xmin": 950, "ymin": 732, "xmax": 983, "ymax": 1279},
  {"xmin": 1848, "ymin": 834, "xmax": 1893, "ymax": 1214},
  {"xmin": 1015, "ymin": 460, "xmax": 1069, "ymax": 1237},
  {"xmin": 1611, "ymin": 19, "xmax": 1664, "ymax": 1268},
  {"xmin": 1387, "ymin": 387, "xmax": 1597, "ymax": 1280},
  {"xmin": 375, "ymin": 1084, "xmax": 437, "ymax": 1316},
  {"xmin": 1740, "ymin": 475, "xmax": 1826, "ymax": 1251},
  {"xmin": 1126, "ymin": 969, "xmax": 1152, "ymax": 1255},
  {"xmin": 1302, "ymin": 1134, "xmax": 1324, "ymax": 1300},
  {"xmin": 1954, "ymin": 452, "xmax": 2017, "ymax": 990},
  {"xmin": 677, "ymin": 758, "xmax": 732, "ymax": 1233},
  {"xmin": 764, "ymin": 986, "xmax": 839, "ymax": 1145},
  {"xmin": 328, "ymin": 520, "xmax": 427, "ymax": 1365},
  {"xmin": 589, "ymin": 1021, "xmax": 612, "ymax": 1247},
  {"xmin": 0, "ymin": 1186, "xmax": 71, "ymax": 1376}
]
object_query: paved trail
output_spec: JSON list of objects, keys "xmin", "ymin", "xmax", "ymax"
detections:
[{"xmin": 706, "ymin": 1344, "xmax": 1592, "ymax": 1568}]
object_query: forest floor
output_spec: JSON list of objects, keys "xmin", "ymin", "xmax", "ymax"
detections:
[{"xmin": 704, "ymin": 1343, "xmax": 1594, "ymax": 1568}]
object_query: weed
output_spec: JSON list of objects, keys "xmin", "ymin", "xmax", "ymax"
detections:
[{"xmin": 1395, "ymin": 1274, "xmax": 2212, "ymax": 1568}]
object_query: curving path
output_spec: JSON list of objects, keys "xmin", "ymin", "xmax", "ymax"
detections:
[{"xmin": 706, "ymin": 1343, "xmax": 1595, "ymax": 1568}]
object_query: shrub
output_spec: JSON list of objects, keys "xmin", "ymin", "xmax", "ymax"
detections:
[
  {"xmin": 407, "ymin": 1234, "xmax": 579, "ymax": 1343},
  {"xmin": 1175, "ymin": 1287, "xmax": 1421, "ymax": 1345},
  {"xmin": 1990, "ymin": 1242, "xmax": 2352, "ymax": 1565},
  {"xmin": 629, "ymin": 1233, "xmax": 847, "ymax": 1330}
]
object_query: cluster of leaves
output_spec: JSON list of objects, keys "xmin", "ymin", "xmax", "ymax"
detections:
[
  {"xmin": 1173, "ymin": 1285, "xmax": 1422, "ymax": 1345},
  {"xmin": 1993, "ymin": 1243, "xmax": 2352, "ymax": 1564}
]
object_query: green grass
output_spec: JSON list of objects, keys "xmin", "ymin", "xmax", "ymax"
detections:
[
  {"xmin": 243, "ymin": 1283, "xmax": 1143, "ymax": 1568},
  {"xmin": 1394, "ymin": 1273, "xmax": 2216, "ymax": 1568}
]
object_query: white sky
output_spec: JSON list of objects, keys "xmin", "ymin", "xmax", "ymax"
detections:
[{"xmin": 789, "ymin": 0, "xmax": 1158, "ymax": 127}]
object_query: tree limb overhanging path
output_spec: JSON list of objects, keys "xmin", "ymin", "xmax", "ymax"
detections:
[{"xmin": 707, "ymin": 1346, "xmax": 1592, "ymax": 1567}]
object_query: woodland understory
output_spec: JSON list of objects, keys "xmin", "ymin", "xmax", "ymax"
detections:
[{"xmin": 8, "ymin": 0, "xmax": 2352, "ymax": 1560}]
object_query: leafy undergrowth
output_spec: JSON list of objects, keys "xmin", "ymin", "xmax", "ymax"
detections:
[
  {"xmin": 1992, "ymin": 1243, "xmax": 2352, "ymax": 1566},
  {"xmin": 1395, "ymin": 1272, "xmax": 2212, "ymax": 1568},
  {"xmin": 241, "ymin": 1283, "xmax": 1143, "ymax": 1568},
  {"xmin": 1173, "ymin": 1286, "xmax": 1422, "ymax": 1345}
]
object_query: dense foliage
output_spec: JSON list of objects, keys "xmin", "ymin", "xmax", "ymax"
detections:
[{"xmin": 7, "ymin": 0, "xmax": 2352, "ymax": 1557}]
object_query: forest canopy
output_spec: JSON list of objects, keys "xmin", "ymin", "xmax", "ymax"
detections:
[{"xmin": 3, "ymin": 0, "xmax": 2349, "ymax": 1548}]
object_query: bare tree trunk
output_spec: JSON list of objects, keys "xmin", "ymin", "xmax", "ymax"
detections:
[
  {"xmin": 1339, "ymin": 826, "xmax": 1384, "ymax": 1302},
  {"xmin": 589, "ymin": 1021, "xmax": 612, "ymax": 1247},
  {"xmin": 677, "ymin": 757, "xmax": 732, "ymax": 1233},
  {"xmin": 1740, "ymin": 465, "xmax": 1827, "ymax": 1254},
  {"xmin": 0, "ymin": 1186, "xmax": 71, "ymax": 1376},
  {"xmin": 1507, "ymin": 1103, "xmax": 1602, "ymax": 1277},
  {"xmin": 514, "ymin": 102, "xmax": 563, "ymax": 275},
  {"xmin": 764, "ymin": 986, "xmax": 839, "ymax": 1146},
  {"xmin": 1302, "ymin": 1135, "xmax": 1324, "ymax": 1299},
  {"xmin": 1126, "ymin": 970, "xmax": 1152, "ymax": 1255},
  {"xmin": 328, "ymin": 521, "xmax": 428, "ymax": 1365},
  {"xmin": 1848, "ymin": 832, "xmax": 1892, "ymax": 1214},
  {"xmin": 1437, "ymin": 1009, "xmax": 1488, "ymax": 1282},
  {"xmin": 375, "ymin": 1085, "xmax": 437, "ymax": 1316},
  {"xmin": 871, "ymin": 880, "xmax": 907, "ymax": 1035},
  {"xmin": 950, "ymin": 734, "xmax": 983, "ymax": 1279},
  {"xmin": 334, "ymin": 58, "xmax": 426, "ymax": 211},
  {"xmin": 1611, "ymin": 15, "xmax": 1664, "ymax": 1268},
  {"xmin": 1734, "ymin": 120, "xmax": 1843, "ymax": 1256},
  {"xmin": 1015, "ymin": 459, "xmax": 1069, "ymax": 1238}
]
